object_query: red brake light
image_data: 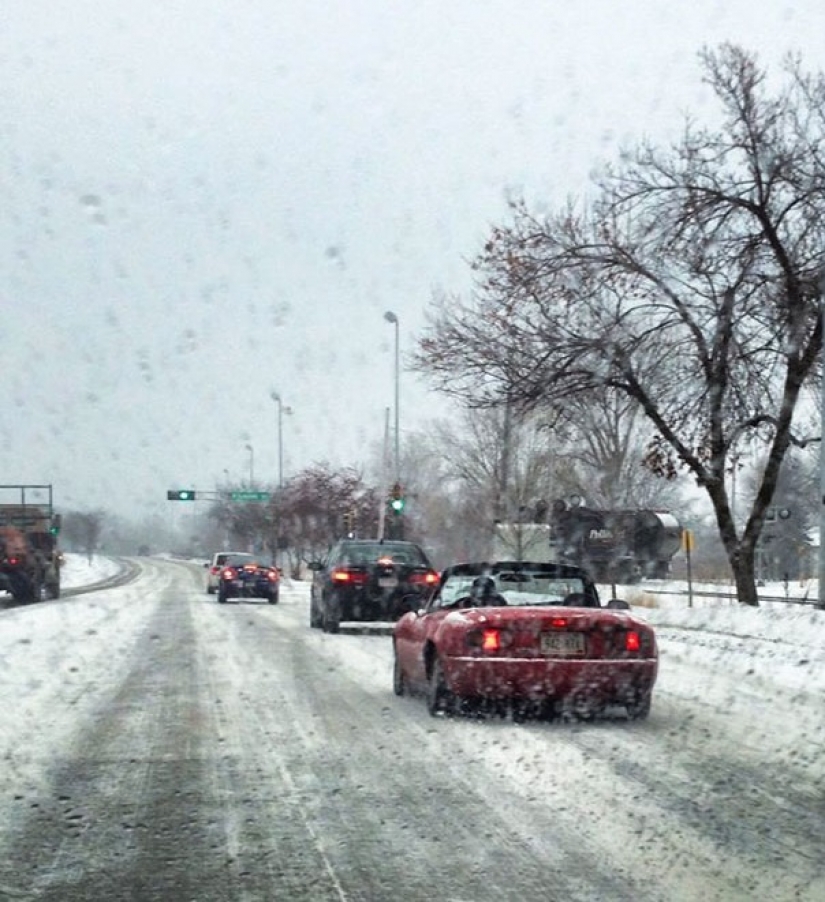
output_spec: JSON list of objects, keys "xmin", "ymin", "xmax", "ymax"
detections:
[
  {"xmin": 409, "ymin": 570, "xmax": 439, "ymax": 586},
  {"xmin": 377, "ymin": 556, "xmax": 393, "ymax": 566},
  {"xmin": 221, "ymin": 567, "xmax": 236, "ymax": 579},
  {"xmin": 267, "ymin": 569, "xmax": 279, "ymax": 583},
  {"xmin": 550, "ymin": 617, "xmax": 569, "ymax": 629},
  {"xmin": 467, "ymin": 628, "xmax": 512, "ymax": 652},
  {"xmin": 331, "ymin": 568, "xmax": 367, "ymax": 585},
  {"xmin": 625, "ymin": 631, "xmax": 641, "ymax": 652}
]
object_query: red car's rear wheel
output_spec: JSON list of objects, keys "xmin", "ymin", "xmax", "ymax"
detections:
[
  {"xmin": 392, "ymin": 645, "xmax": 406, "ymax": 697},
  {"xmin": 426, "ymin": 658, "xmax": 454, "ymax": 716},
  {"xmin": 626, "ymin": 692, "xmax": 652, "ymax": 720}
]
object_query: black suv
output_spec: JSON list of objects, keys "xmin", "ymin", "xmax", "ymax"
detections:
[{"xmin": 308, "ymin": 539, "xmax": 438, "ymax": 633}]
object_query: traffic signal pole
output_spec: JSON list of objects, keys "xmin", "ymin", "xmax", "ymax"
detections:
[
  {"xmin": 166, "ymin": 489, "xmax": 263, "ymax": 502},
  {"xmin": 820, "ymin": 283, "xmax": 825, "ymax": 610}
]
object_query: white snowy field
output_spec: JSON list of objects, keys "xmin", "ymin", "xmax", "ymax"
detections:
[
  {"xmin": 57, "ymin": 554, "xmax": 825, "ymax": 696},
  {"xmin": 60, "ymin": 552, "xmax": 124, "ymax": 588},
  {"xmin": 53, "ymin": 553, "xmax": 825, "ymax": 724},
  {"xmin": 0, "ymin": 553, "xmax": 822, "ymax": 898}
]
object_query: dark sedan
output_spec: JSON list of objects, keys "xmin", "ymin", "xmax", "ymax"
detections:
[
  {"xmin": 308, "ymin": 539, "xmax": 439, "ymax": 633},
  {"xmin": 217, "ymin": 554, "xmax": 280, "ymax": 605}
]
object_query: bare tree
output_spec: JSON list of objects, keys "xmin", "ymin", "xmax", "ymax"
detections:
[
  {"xmin": 414, "ymin": 45, "xmax": 824, "ymax": 605},
  {"xmin": 540, "ymin": 391, "xmax": 685, "ymax": 510},
  {"xmin": 61, "ymin": 510, "xmax": 106, "ymax": 562},
  {"xmin": 269, "ymin": 464, "xmax": 382, "ymax": 572}
]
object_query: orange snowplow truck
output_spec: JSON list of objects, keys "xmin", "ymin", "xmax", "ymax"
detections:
[{"xmin": 0, "ymin": 484, "xmax": 62, "ymax": 604}]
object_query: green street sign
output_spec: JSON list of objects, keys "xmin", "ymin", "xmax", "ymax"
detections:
[{"xmin": 230, "ymin": 491, "xmax": 271, "ymax": 502}]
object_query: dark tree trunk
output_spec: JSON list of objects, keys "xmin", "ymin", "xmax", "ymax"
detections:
[
  {"xmin": 713, "ymin": 485, "xmax": 760, "ymax": 607},
  {"xmin": 730, "ymin": 542, "xmax": 760, "ymax": 607}
]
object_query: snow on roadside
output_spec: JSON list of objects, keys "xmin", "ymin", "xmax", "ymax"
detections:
[
  {"xmin": 618, "ymin": 581, "xmax": 825, "ymax": 698},
  {"xmin": 60, "ymin": 553, "xmax": 124, "ymax": 589}
]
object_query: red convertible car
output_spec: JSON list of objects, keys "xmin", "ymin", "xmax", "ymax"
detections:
[{"xmin": 392, "ymin": 561, "xmax": 658, "ymax": 721}]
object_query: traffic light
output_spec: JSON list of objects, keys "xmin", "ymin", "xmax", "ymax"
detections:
[
  {"xmin": 49, "ymin": 514, "xmax": 62, "ymax": 536},
  {"xmin": 167, "ymin": 489, "xmax": 197, "ymax": 501},
  {"xmin": 389, "ymin": 482, "xmax": 405, "ymax": 514},
  {"xmin": 343, "ymin": 509, "xmax": 355, "ymax": 534}
]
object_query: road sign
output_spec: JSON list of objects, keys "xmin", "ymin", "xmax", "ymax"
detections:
[{"xmin": 230, "ymin": 491, "xmax": 271, "ymax": 502}]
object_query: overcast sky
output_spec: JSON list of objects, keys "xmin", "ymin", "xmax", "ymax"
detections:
[{"xmin": 2, "ymin": 1, "xmax": 823, "ymax": 519}]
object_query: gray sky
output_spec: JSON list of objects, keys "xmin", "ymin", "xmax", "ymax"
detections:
[{"xmin": 2, "ymin": 0, "xmax": 823, "ymax": 519}]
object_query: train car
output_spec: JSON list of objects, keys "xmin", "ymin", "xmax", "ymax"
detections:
[{"xmin": 547, "ymin": 500, "xmax": 682, "ymax": 582}]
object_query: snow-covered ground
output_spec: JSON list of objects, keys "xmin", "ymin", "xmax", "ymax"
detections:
[
  {"xmin": 57, "ymin": 553, "xmax": 825, "ymax": 697},
  {"xmin": 60, "ymin": 552, "xmax": 124, "ymax": 589},
  {"xmin": 1, "ymin": 554, "xmax": 822, "ymax": 898}
]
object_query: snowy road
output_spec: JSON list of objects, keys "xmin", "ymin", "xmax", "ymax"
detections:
[{"xmin": 0, "ymin": 557, "xmax": 822, "ymax": 900}]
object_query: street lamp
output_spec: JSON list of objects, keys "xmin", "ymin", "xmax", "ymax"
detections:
[
  {"xmin": 270, "ymin": 391, "xmax": 292, "ymax": 488},
  {"xmin": 384, "ymin": 310, "xmax": 400, "ymax": 482},
  {"xmin": 244, "ymin": 443, "xmax": 254, "ymax": 485},
  {"xmin": 272, "ymin": 392, "xmax": 284, "ymax": 488}
]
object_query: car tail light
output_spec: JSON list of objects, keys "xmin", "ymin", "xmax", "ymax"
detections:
[
  {"xmin": 549, "ymin": 617, "xmax": 569, "ymax": 629},
  {"xmin": 408, "ymin": 570, "xmax": 439, "ymax": 587},
  {"xmin": 467, "ymin": 628, "xmax": 512, "ymax": 652},
  {"xmin": 331, "ymin": 568, "xmax": 367, "ymax": 585},
  {"xmin": 377, "ymin": 556, "xmax": 394, "ymax": 566},
  {"xmin": 221, "ymin": 567, "xmax": 236, "ymax": 580},
  {"xmin": 266, "ymin": 569, "xmax": 279, "ymax": 583},
  {"xmin": 625, "ymin": 630, "xmax": 641, "ymax": 653}
]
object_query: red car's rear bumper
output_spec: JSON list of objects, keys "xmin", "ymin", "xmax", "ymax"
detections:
[{"xmin": 442, "ymin": 655, "xmax": 657, "ymax": 703}]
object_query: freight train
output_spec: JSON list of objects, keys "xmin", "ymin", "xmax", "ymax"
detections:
[
  {"xmin": 548, "ymin": 499, "xmax": 682, "ymax": 581},
  {"xmin": 493, "ymin": 499, "xmax": 682, "ymax": 583}
]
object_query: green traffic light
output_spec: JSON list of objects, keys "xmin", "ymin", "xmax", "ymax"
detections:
[
  {"xmin": 390, "ymin": 497, "xmax": 405, "ymax": 513},
  {"xmin": 167, "ymin": 489, "xmax": 197, "ymax": 501}
]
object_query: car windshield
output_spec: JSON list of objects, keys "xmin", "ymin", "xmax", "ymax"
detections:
[
  {"xmin": 223, "ymin": 554, "xmax": 256, "ymax": 567},
  {"xmin": 340, "ymin": 544, "xmax": 428, "ymax": 567},
  {"xmin": 437, "ymin": 573, "xmax": 591, "ymax": 607}
]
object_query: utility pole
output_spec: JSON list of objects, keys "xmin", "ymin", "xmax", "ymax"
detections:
[
  {"xmin": 819, "ymin": 278, "xmax": 825, "ymax": 609},
  {"xmin": 378, "ymin": 407, "xmax": 390, "ymax": 541}
]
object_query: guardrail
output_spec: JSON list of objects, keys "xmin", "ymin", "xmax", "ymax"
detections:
[{"xmin": 619, "ymin": 583, "xmax": 821, "ymax": 608}]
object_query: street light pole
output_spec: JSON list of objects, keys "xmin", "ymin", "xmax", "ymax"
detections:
[
  {"xmin": 819, "ymin": 277, "xmax": 825, "ymax": 609},
  {"xmin": 244, "ymin": 443, "xmax": 254, "ymax": 485},
  {"xmin": 270, "ymin": 391, "xmax": 288, "ymax": 488},
  {"xmin": 384, "ymin": 311, "xmax": 400, "ymax": 482}
]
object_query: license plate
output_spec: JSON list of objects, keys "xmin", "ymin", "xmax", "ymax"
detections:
[
  {"xmin": 379, "ymin": 577, "xmax": 398, "ymax": 588},
  {"xmin": 540, "ymin": 632, "xmax": 585, "ymax": 656}
]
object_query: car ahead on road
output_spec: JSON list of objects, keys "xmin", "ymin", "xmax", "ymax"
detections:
[
  {"xmin": 308, "ymin": 539, "xmax": 439, "ymax": 633},
  {"xmin": 392, "ymin": 560, "xmax": 658, "ymax": 721},
  {"xmin": 205, "ymin": 551, "xmax": 255, "ymax": 594},
  {"xmin": 216, "ymin": 554, "xmax": 280, "ymax": 605}
]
